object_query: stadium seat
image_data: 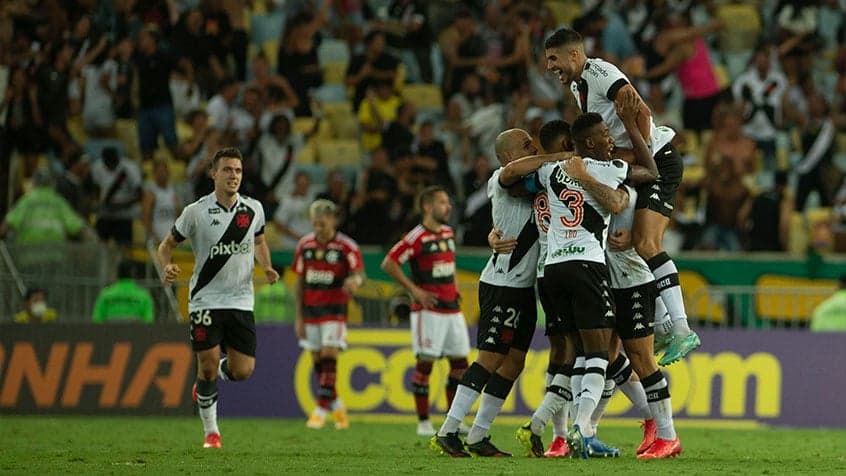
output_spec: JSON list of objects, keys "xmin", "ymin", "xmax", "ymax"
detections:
[
  {"xmin": 317, "ymin": 38, "xmax": 351, "ymax": 66},
  {"xmin": 400, "ymin": 83, "xmax": 443, "ymax": 113},
  {"xmin": 263, "ymin": 39, "xmax": 280, "ymax": 69},
  {"xmin": 545, "ymin": 0, "xmax": 582, "ymax": 26},
  {"xmin": 716, "ymin": 4, "xmax": 760, "ymax": 53},
  {"xmin": 115, "ymin": 119, "xmax": 140, "ymax": 159},
  {"xmin": 84, "ymin": 138, "xmax": 128, "ymax": 162},
  {"xmin": 296, "ymin": 163, "xmax": 328, "ymax": 185},
  {"xmin": 250, "ymin": 11, "xmax": 285, "ymax": 46},
  {"xmin": 322, "ymin": 62, "xmax": 348, "ymax": 85},
  {"xmin": 295, "ymin": 141, "xmax": 318, "ymax": 164},
  {"xmin": 317, "ymin": 139, "xmax": 362, "ymax": 168},
  {"xmin": 755, "ymin": 275, "xmax": 836, "ymax": 326},
  {"xmin": 313, "ymin": 83, "xmax": 349, "ymax": 104},
  {"xmin": 66, "ymin": 116, "xmax": 88, "ymax": 144}
]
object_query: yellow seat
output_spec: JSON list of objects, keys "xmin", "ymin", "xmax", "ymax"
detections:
[
  {"xmin": 67, "ymin": 116, "xmax": 89, "ymax": 144},
  {"xmin": 787, "ymin": 211, "xmax": 808, "ymax": 254},
  {"xmin": 295, "ymin": 141, "xmax": 317, "ymax": 164},
  {"xmin": 545, "ymin": 0, "xmax": 582, "ymax": 27},
  {"xmin": 317, "ymin": 139, "xmax": 362, "ymax": 168},
  {"xmin": 716, "ymin": 4, "xmax": 761, "ymax": 52},
  {"xmin": 263, "ymin": 39, "xmax": 279, "ymax": 69},
  {"xmin": 115, "ymin": 118, "xmax": 140, "ymax": 160},
  {"xmin": 400, "ymin": 83, "xmax": 443, "ymax": 112},
  {"xmin": 755, "ymin": 275, "xmax": 837, "ymax": 324},
  {"xmin": 323, "ymin": 62, "xmax": 347, "ymax": 85}
]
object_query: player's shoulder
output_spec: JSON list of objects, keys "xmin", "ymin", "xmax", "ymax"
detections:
[
  {"xmin": 183, "ymin": 193, "xmax": 214, "ymax": 215},
  {"xmin": 296, "ymin": 232, "xmax": 317, "ymax": 248},
  {"xmin": 441, "ymin": 225, "xmax": 455, "ymax": 237},
  {"xmin": 403, "ymin": 224, "xmax": 427, "ymax": 244},
  {"xmin": 335, "ymin": 232, "xmax": 361, "ymax": 251},
  {"xmin": 585, "ymin": 58, "xmax": 624, "ymax": 78},
  {"xmin": 238, "ymin": 194, "xmax": 264, "ymax": 211}
]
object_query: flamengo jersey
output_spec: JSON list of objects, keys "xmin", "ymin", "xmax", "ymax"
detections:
[
  {"xmin": 570, "ymin": 58, "xmax": 674, "ymax": 153},
  {"xmin": 386, "ymin": 224, "xmax": 460, "ymax": 313},
  {"xmin": 533, "ymin": 191, "xmax": 550, "ymax": 278},
  {"xmin": 537, "ymin": 158, "xmax": 629, "ymax": 265},
  {"xmin": 480, "ymin": 168, "xmax": 539, "ymax": 288},
  {"xmin": 172, "ymin": 193, "xmax": 265, "ymax": 312},
  {"xmin": 293, "ymin": 232, "xmax": 363, "ymax": 324},
  {"xmin": 606, "ymin": 186, "xmax": 654, "ymax": 289}
]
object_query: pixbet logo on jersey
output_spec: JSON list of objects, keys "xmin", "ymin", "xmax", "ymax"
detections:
[{"xmin": 209, "ymin": 241, "xmax": 251, "ymax": 258}]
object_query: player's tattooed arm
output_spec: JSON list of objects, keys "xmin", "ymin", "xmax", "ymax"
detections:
[
  {"xmin": 500, "ymin": 151, "xmax": 576, "ymax": 187},
  {"xmin": 564, "ymin": 157, "xmax": 629, "ymax": 214},
  {"xmin": 616, "ymin": 89, "xmax": 658, "ymax": 185}
]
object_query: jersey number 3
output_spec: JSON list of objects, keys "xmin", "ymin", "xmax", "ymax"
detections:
[{"xmin": 559, "ymin": 189, "xmax": 584, "ymax": 227}]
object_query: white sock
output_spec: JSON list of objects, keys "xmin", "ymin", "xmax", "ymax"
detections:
[
  {"xmin": 619, "ymin": 380, "xmax": 651, "ymax": 419},
  {"xmin": 643, "ymin": 370, "xmax": 677, "ymax": 440},
  {"xmin": 551, "ymin": 375, "xmax": 572, "ymax": 438},
  {"xmin": 531, "ymin": 373, "xmax": 570, "ymax": 435},
  {"xmin": 648, "ymin": 254, "xmax": 688, "ymax": 330},
  {"xmin": 654, "ymin": 297, "xmax": 672, "ymax": 336},
  {"xmin": 196, "ymin": 380, "xmax": 220, "ymax": 436},
  {"xmin": 331, "ymin": 398, "xmax": 345, "ymax": 411},
  {"xmin": 574, "ymin": 356, "xmax": 608, "ymax": 438},
  {"xmin": 467, "ymin": 393, "xmax": 505, "ymax": 444},
  {"xmin": 439, "ymin": 385, "xmax": 480, "ymax": 436},
  {"xmin": 590, "ymin": 379, "xmax": 616, "ymax": 434},
  {"xmin": 571, "ymin": 356, "xmax": 585, "ymax": 419},
  {"xmin": 671, "ymin": 315, "xmax": 692, "ymax": 337},
  {"xmin": 218, "ymin": 357, "xmax": 231, "ymax": 381}
]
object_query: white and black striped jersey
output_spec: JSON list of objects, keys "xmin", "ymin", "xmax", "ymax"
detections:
[
  {"xmin": 536, "ymin": 158, "xmax": 629, "ymax": 265},
  {"xmin": 570, "ymin": 58, "xmax": 675, "ymax": 153},
  {"xmin": 480, "ymin": 168, "xmax": 539, "ymax": 288},
  {"xmin": 172, "ymin": 192, "xmax": 266, "ymax": 312},
  {"xmin": 606, "ymin": 185, "xmax": 654, "ymax": 289},
  {"xmin": 533, "ymin": 191, "xmax": 550, "ymax": 278}
]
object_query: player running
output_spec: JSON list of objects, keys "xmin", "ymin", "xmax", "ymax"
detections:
[
  {"xmin": 382, "ymin": 186, "xmax": 470, "ymax": 437},
  {"xmin": 158, "ymin": 147, "xmax": 279, "ymax": 449},
  {"xmin": 293, "ymin": 199, "xmax": 365, "ymax": 430}
]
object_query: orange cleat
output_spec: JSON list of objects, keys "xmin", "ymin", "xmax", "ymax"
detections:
[
  {"xmin": 203, "ymin": 433, "xmax": 222, "ymax": 449},
  {"xmin": 333, "ymin": 407, "xmax": 350, "ymax": 430},
  {"xmin": 306, "ymin": 410, "xmax": 326, "ymax": 429},
  {"xmin": 544, "ymin": 436, "xmax": 570, "ymax": 458},
  {"xmin": 637, "ymin": 437, "xmax": 681, "ymax": 459},
  {"xmin": 636, "ymin": 419, "xmax": 657, "ymax": 455}
]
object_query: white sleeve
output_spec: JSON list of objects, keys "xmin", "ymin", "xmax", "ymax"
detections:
[
  {"xmin": 254, "ymin": 200, "xmax": 266, "ymax": 233},
  {"xmin": 173, "ymin": 203, "xmax": 195, "ymax": 241},
  {"xmin": 586, "ymin": 159, "xmax": 629, "ymax": 188},
  {"xmin": 585, "ymin": 59, "xmax": 629, "ymax": 101},
  {"xmin": 487, "ymin": 168, "xmax": 505, "ymax": 199},
  {"xmin": 537, "ymin": 163, "xmax": 554, "ymax": 190}
]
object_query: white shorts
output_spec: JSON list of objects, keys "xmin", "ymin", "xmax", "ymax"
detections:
[
  {"xmin": 410, "ymin": 310, "xmax": 470, "ymax": 358},
  {"xmin": 299, "ymin": 321, "xmax": 348, "ymax": 351}
]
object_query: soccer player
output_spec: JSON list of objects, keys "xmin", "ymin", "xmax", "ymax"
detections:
[
  {"xmin": 544, "ymin": 27, "xmax": 700, "ymax": 365},
  {"xmin": 158, "ymin": 147, "xmax": 280, "ymax": 449},
  {"xmin": 293, "ymin": 199, "xmax": 365, "ymax": 430},
  {"xmin": 381, "ymin": 186, "xmax": 470, "ymax": 437},
  {"xmin": 432, "ymin": 129, "xmax": 572, "ymax": 457}
]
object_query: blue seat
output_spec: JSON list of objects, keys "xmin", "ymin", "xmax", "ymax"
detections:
[
  {"xmin": 250, "ymin": 11, "xmax": 286, "ymax": 46},
  {"xmin": 84, "ymin": 138, "xmax": 128, "ymax": 161}
]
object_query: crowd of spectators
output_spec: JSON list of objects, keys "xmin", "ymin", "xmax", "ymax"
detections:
[{"xmin": 2, "ymin": 0, "xmax": 846, "ymax": 259}]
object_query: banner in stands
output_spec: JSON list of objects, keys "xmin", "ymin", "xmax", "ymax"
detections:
[
  {"xmin": 219, "ymin": 325, "xmax": 846, "ymax": 428},
  {"xmin": 0, "ymin": 324, "xmax": 193, "ymax": 415}
]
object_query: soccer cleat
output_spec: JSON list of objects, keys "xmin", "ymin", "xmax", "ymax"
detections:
[
  {"xmin": 306, "ymin": 410, "xmax": 326, "ymax": 429},
  {"xmin": 191, "ymin": 382, "xmax": 198, "ymax": 403},
  {"xmin": 585, "ymin": 435, "xmax": 621, "ymax": 458},
  {"xmin": 653, "ymin": 333, "xmax": 673, "ymax": 357},
  {"xmin": 565, "ymin": 425, "xmax": 586, "ymax": 459},
  {"xmin": 465, "ymin": 436, "xmax": 512, "ymax": 457},
  {"xmin": 417, "ymin": 419, "xmax": 436, "ymax": 436},
  {"xmin": 637, "ymin": 419, "xmax": 657, "ymax": 455},
  {"xmin": 203, "ymin": 433, "xmax": 222, "ymax": 448},
  {"xmin": 458, "ymin": 422, "xmax": 471, "ymax": 436},
  {"xmin": 637, "ymin": 437, "xmax": 682, "ymax": 459},
  {"xmin": 430, "ymin": 433, "xmax": 471, "ymax": 457},
  {"xmin": 333, "ymin": 406, "xmax": 350, "ymax": 430},
  {"xmin": 515, "ymin": 423, "xmax": 545, "ymax": 457},
  {"xmin": 659, "ymin": 331, "xmax": 702, "ymax": 366},
  {"xmin": 544, "ymin": 436, "xmax": 570, "ymax": 458}
]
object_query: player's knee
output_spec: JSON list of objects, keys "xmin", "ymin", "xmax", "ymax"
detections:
[
  {"xmin": 498, "ymin": 355, "xmax": 525, "ymax": 380},
  {"xmin": 475, "ymin": 351, "xmax": 505, "ymax": 373},
  {"xmin": 231, "ymin": 362, "xmax": 255, "ymax": 381}
]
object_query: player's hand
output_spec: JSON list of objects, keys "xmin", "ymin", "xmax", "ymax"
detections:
[
  {"xmin": 294, "ymin": 318, "xmax": 305, "ymax": 339},
  {"xmin": 562, "ymin": 156, "xmax": 587, "ymax": 180},
  {"xmin": 162, "ymin": 263, "xmax": 180, "ymax": 284},
  {"xmin": 342, "ymin": 275, "xmax": 363, "ymax": 294},
  {"xmin": 264, "ymin": 267, "xmax": 280, "ymax": 284},
  {"xmin": 488, "ymin": 228, "xmax": 517, "ymax": 254},
  {"xmin": 615, "ymin": 88, "xmax": 640, "ymax": 124},
  {"xmin": 411, "ymin": 286, "xmax": 439, "ymax": 309},
  {"xmin": 608, "ymin": 229, "xmax": 633, "ymax": 250}
]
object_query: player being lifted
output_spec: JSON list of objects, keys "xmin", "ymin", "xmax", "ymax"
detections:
[
  {"xmin": 431, "ymin": 129, "xmax": 575, "ymax": 457},
  {"xmin": 544, "ymin": 27, "xmax": 700, "ymax": 365},
  {"xmin": 382, "ymin": 186, "xmax": 470, "ymax": 437},
  {"xmin": 293, "ymin": 199, "xmax": 365, "ymax": 430},
  {"xmin": 158, "ymin": 147, "xmax": 279, "ymax": 449}
]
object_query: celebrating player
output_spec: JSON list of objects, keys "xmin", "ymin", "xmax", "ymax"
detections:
[
  {"xmin": 381, "ymin": 186, "xmax": 470, "ymax": 437},
  {"xmin": 293, "ymin": 199, "xmax": 365, "ymax": 430},
  {"xmin": 158, "ymin": 147, "xmax": 279, "ymax": 449}
]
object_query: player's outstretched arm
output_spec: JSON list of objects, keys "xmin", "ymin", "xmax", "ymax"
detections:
[
  {"xmin": 500, "ymin": 151, "xmax": 575, "ymax": 187},
  {"xmin": 254, "ymin": 234, "xmax": 280, "ymax": 284},
  {"xmin": 157, "ymin": 233, "xmax": 182, "ymax": 284},
  {"xmin": 617, "ymin": 89, "xmax": 658, "ymax": 185},
  {"xmin": 564, "ymin": 158, "xmax": 629, "ymax": 214}
]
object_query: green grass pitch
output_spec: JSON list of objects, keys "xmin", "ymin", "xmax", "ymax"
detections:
[{"xmin": 1, "ymin": 416, "xmax": 844, "ymax": 475}]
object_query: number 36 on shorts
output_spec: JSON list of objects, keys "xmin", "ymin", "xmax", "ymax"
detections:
[{"xmin": 190, "ymin": 310, "xmax": 212, "ymax": 326}]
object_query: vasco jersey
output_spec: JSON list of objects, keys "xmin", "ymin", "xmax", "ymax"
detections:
[
  {"xmin": 536, "ymin": 158, "xmax": 629, "ymax": 265},
  {"xmin": 293, "ymin": 231, "xmax": 363, "ymax": 324},
  {"xmin": 172, "ymin": 193, "xmax": 265, "ymax": 312},
  {"xmin": 606, "ymin": 186, "xmax": 654, "ymax": 289},
  {"xmin": 533, "ymin": 191, "xmax": 550, "ymax": 278},
  {"xmin": 386, "ymin": 224, "xmax": 460, "ymax": 313},
  {"xmin": 570, "ymin": 58, "xmax": 675, "ymax": 152},
  {"xmin": 479, "ymin": 168, "xmax": 539, "ymax": 288}
]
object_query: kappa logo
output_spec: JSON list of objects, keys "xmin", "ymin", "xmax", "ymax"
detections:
[
  {"xmin": 632, "ymin": 302, "xmax": 643, "ymax": 309},
  {"xmin": 634, "ymin": 323, "xmax": 645, "ymax": 330},
  {"xmin": 210, "ymin": 219, "xmax": 221, "ymax": 226},
  {"xmin": 650, "ymin": 193, "xmax": 660, "ymax": 200},
  {"xmin": 632, "ymin": 291, "xmax": 641, "ymax": 299},
  {"xmin": 488, "ymin": 327, "xmax": 497, "ymax": 334},
  {"xmin": 491, "ymin": 316, "xmax": 501, "ymax": 324},
  {"xmin": 633, "ymin": 312, "xmax": 644, "ymax": 320},
  {"xmin": 485, "ymin": 337, "xmax": 496, "ymax": 344},
  {"xmin": 605, "ymin": 310, "xmax": 614, "ymax": 317}
]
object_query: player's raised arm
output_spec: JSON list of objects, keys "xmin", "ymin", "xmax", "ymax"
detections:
[{"xmin": 617, "ymin": 89, "xmax": 658, "ymax": 184}]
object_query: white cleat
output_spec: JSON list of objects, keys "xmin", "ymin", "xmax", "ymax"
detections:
[{"xmin": 417, "ymin": 419, "xmax": 436, "ymax": 436}]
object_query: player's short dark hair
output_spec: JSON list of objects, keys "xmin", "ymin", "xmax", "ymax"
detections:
[
  {"xmin": 570, "ymin": 112, "xmax": 604, "ymax": 145},
  {"xmin": 544, "ymin": 28, "xmax": 582, "ymax": 50},
  {"xmin": 418, "ymin": 185, "xmax": 448, "ymax": 211},
  {"xmin": 211, "ymin": 147, "xmax": 243, "ymax": 170},
  {"xmin": 539, "ymin": 120, "xmax": 571, "ymax": 152}
]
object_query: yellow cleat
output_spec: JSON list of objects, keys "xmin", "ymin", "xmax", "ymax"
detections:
[
  {"xmin": 333, "ymin": 407, "xmax": 350, "ymax": 430},
  {"xmin": 306, "ymin": 410, "xmax": 326, "ymax": 429}
]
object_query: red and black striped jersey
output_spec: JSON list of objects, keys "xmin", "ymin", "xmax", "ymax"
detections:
[
  {"xmin": 293, "ymin": 232, "xmax": 363, "ymax": 323},
  {"xmin": 386, "ymin": 224, "xmax": 459, "ymax": 313}
]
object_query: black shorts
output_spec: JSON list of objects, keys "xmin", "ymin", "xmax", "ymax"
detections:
[
  {"xmin": 543, "ymin": 261, "xmax": 615, "ymax": 331},
  {"xmin": 189, "ymin": 308, "xmax": 257, "ymax": 357},
  {"xmin": 477, "ymin": 282, "xmax": 537, "ymax": 354},
  {"xmin": 635, "ymin": 142, "xmax": 683, "ymax": 218},
  {"xmin": 612, "ymin": 282, "xmax": 656, "ymax": 340},
  {"xmin": 538, "ymin": 276, "xmax": 570, "ymax": 335}
]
